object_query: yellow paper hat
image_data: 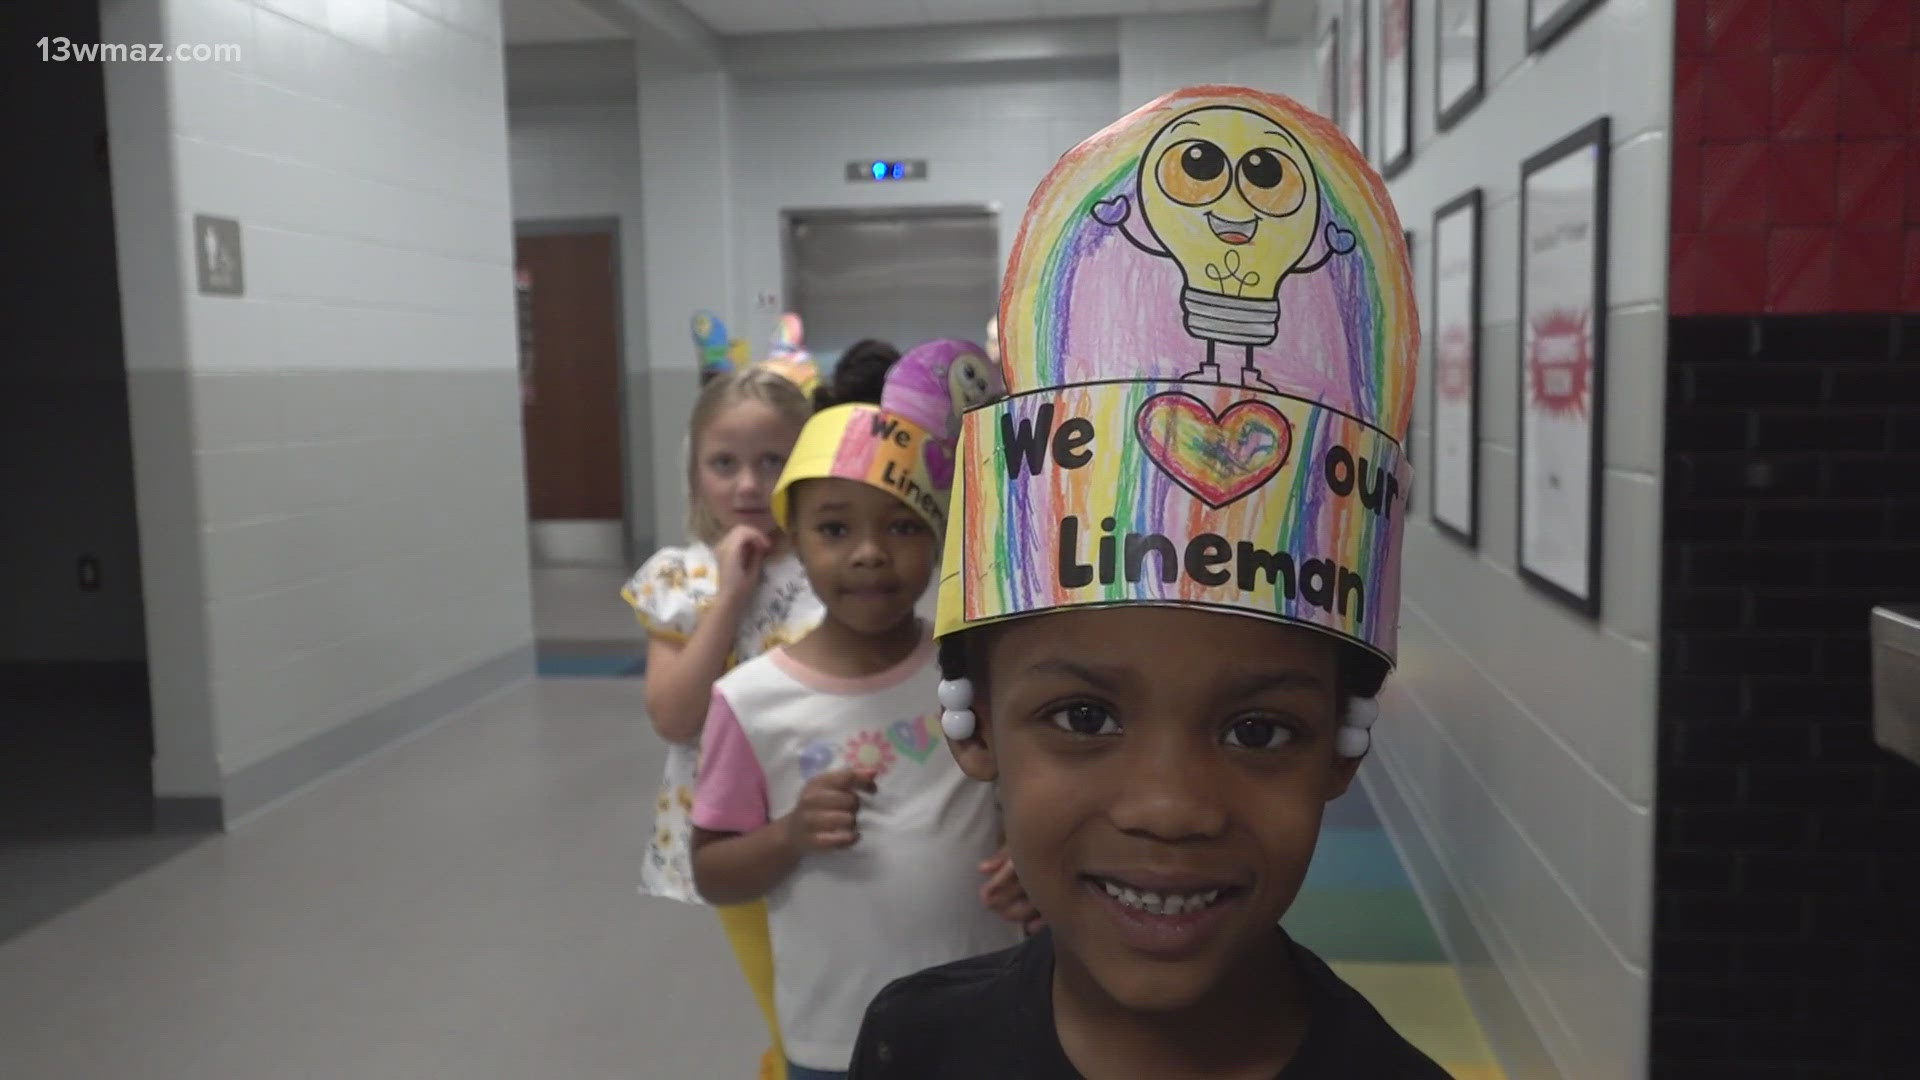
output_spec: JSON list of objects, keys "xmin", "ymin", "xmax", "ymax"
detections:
[
  {"xmin": 772, "ymin": 404, "xmax": 948, "ymax": 534},
  {"xmin": 756, "ymin": 354, "xmax": 821, "ymax": 397},
  {"xmin": 935, "ymin": 86, "xmax": 1418, "ymax": 685}
]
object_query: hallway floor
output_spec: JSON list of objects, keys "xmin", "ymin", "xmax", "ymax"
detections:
[
  {"xmin": 0, "ymin": 570, "xmax": 1506, "ymax": 1078},
  {"xmin": 1295, "ymin": 789, "xmax": 1505, "ymax": 1080}
]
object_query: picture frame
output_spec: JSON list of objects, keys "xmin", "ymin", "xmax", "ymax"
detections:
[
  {"xmin": 1380, "ymin": 0, "xmax": 1414, "ymax": 177},
  {"xmin": 1517, "ymin": 118, "xmax": 1609, "ymax": 617},
  {"xmin": 1429, "ymin": 188, "xmax": 1481, "ymax": 547},
  {"xmin": 1529, "ymin": 0, "xmax": 1606, "ymax": 54},
  {"xmin": 1342, "ymin": 0, "xmax": 1369, "ymax": 158},
  {"xmin": 1319, "ymin": 17, "xmax": 1341, "ymax": 122},
  {"xmin": 1435, "ymin": 0, "xmax": 1485, "ymax": 130},
  {"xmin": 1403, "ymin": 227, "xmax": 1417, "ymax": 516}
]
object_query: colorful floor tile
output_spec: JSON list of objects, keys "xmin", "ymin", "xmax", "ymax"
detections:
[{"xmin": 1285, "ymin": 789, "xmax": 1507, "ymax": 1079}]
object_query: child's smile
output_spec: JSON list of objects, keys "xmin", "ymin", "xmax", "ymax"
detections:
[{"xmin": 1079, "ymin": 871, "xmax": 1246, "ymax": 959}]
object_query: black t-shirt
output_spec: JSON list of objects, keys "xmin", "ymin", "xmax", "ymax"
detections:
[{"xmin": 848, "ymin": 930, "xmax": 1454, "ymax": 1079}]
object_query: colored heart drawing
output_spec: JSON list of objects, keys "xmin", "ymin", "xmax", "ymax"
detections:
[
  {"xmin": 887, "ymin": 715, "xmax": 940, "ymax": 763},
  {"xmin": 1326, "ymin": 221, "xmax": 1357, "ymax": 254},
  {"xmin": 797, "ymin": 740, "xmax": 836, "ymax": 780},
  {"xmin": 1091, "ymin": 194, "xmax": 1131, "ymax": 226},
  {"xmin": 1135, "ymin": 392, "xmax": 1292, "ymax": 509}
]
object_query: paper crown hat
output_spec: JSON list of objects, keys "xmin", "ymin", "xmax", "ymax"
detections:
[
  {"xmin": 934, "ymin": 85, "xmax": 1418, "ymax": 686},
  {"xmin": 879, "ymin": 338, "xmax": 1006, "ymax": 443},
  {"xmin": 771, "ymin": 341, "xmax": 991, "ymax": 535},
  {"xmin": 690, "ymin": 311, "xmax": 738, "ymax": 375},
  {"xmin": 754, "ymin": 312, "xmax": 821, "ymax": 396}
]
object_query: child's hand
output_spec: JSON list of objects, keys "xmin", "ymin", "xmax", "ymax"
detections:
[
  {"xmin": 782, "ymin": 768, "xmax": 878, "ymax": 854},
  {"xmin": 714, "ymin": 524, "xmax": 771, "ymax": 601},
  {"xmin": 979, "ymin": 848, "xmax": 1045, "ymax": 934}
]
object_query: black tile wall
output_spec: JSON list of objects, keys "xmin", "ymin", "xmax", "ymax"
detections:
[{"xmin": 1653, "ymin": 313, "xmax": 1920, "ymax": 1079}]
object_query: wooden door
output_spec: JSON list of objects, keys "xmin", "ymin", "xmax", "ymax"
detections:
[{"xmin": 515, "ymin": 232, "xmax": 623, "ymax": 521}]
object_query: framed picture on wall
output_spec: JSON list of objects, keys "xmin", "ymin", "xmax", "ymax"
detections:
[
  {"xmin": 1430, "ymin": 188, "xmax": 1481, "ymax": 546},
  {"xmin": 1342, "ymin": 0, "xmax": 1369, "ymax": 156},
  {"xmin": 1435, "ymin": 0, "xmax": 1485, "ymax": 129},
  {"xmin": 1517, "ymin": 118, "xmax": 1609, "ymax": 617},
  {"xmin": 1380, "ymin": 0, "xmax": 1413, "ymax": 176},
  {"xmin": 1403, "ymin": 227, "xmax": 1417, "ymax": 515},
  {"xmin": 1319, "ymin": 18, "xmax": 1341, "ymax": 121},
  {"xmin": 1529, "ymin": 0, "xmax": 1606, "ymax": 53}
]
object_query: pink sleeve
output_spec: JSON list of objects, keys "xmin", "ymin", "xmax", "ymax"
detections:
[{"xmin": 690, "ymin": 688, "xmax": 770, "ymax": 835}]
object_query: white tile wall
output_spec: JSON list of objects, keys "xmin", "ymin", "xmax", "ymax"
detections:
[
  {"xmin": 637, "ymin": 70, "xmax": 736, "ymax": 547},
  {"xmin": 631, "ymin": 54, "xmax": 1118, "ymax": 548},
  {"xmin": 1117, "ymin": 10, "xmax": 1316, "ymax": 108},
  {"xmin": 1314, "ymin": 0, "xmax": 1673, "ymax": 1075},
  {"xmin": 103, "ymin": 0, "xmax": 533, "ymax": 795},
  {"xmin": 727, "ymin": 66, "xmax": 1119, "ymax": 348},
  {"xmin": 626, "ymin": 59, "xmax": 1113, "ymax": 550}
]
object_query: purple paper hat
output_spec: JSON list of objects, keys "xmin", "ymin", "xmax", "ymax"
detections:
[{"xmin": 879, "ymin": 338, "xmax": 1006, "ymax": 441}]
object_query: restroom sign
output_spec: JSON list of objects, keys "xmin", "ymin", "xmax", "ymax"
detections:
[{"xmin": 194, "ymin": 214, "xmax": 244, "ymax": 297}]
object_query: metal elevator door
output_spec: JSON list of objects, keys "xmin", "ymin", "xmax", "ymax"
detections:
[{"xmin": 783, "ymin": 206, "xmax": 999, "ymax": 361}]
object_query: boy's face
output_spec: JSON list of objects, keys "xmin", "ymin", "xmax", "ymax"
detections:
[
  {"xmin": 790, "ymin": 478, "xmax": 937, "ymax": 635},
  {"xmin": 955, "ymin": 607, "xmax": 1356, "ymax": 1013}
]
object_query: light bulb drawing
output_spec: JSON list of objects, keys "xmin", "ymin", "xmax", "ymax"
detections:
[{"xmin": 1091, "ymin": 104, "xmax": 1358, "ymax": 390}]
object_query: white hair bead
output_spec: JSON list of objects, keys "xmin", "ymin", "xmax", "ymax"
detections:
[
  {"xmin": 940, "ymin": 709, "xmax": 977, "ymax": 740},
  {"xmin": 1347, "ymin": 697, "xmax": 1380, "ymax": 730},
  {"xmin": 937, "ymin": 678, "xmax": 974, "ymax": 711},
  {"xmin": 1337, "ymin": 725, "xmax": 1372, "ymax": 759}
]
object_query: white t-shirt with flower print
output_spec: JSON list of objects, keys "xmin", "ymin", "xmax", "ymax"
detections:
[{"xmin": 689, "ymin": 629, "xmax": 1017, "ymax": 1069}]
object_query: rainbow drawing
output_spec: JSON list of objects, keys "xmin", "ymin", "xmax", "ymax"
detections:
[{"xmin": 937, "ymin": 85, "xmax": 1420, "ymax": 671}]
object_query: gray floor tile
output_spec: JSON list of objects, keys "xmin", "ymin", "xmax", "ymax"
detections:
[{"xmin": 0, "ymin": 678, "xmax": 761, "ymax": 1079}]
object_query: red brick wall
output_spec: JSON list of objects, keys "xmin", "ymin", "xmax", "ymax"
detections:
[{"xmin": 1670, "ymin": 0, "xmax": 1920, "ymax": 314}]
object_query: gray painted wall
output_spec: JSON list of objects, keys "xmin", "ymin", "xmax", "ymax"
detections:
[
  {"xmin": 102, "ymin": 0, "xmax": 535, "ymax": 808},
  {"xmin": 1314, "ymin": 0, "xmax": 1672, "ymax": 1076}
]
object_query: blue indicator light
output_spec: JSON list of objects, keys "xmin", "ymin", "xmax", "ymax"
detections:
[{"xmin": 871, "ymin": 161, "xmax": 887, "ymax": 180}]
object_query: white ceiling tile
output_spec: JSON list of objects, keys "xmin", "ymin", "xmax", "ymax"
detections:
[
  {"xmin": 1149, "ymin": 0, "xmax": 1260, "ymax": 12},
  {"xmin": 686, "ymin": 0, "xmax": 1256, "ymax": 34},
  {"xmin": 499, "ymin": 0, "xmax": 629, "ymax": 43},
  {"xmin": 725, "ymin": 0, "xmax": 822, "ymax": 33},
  {"xmin": 918, "ymin": 0, "xmax": 1043, "ymax": 25},
  {"xmin": 680, "ymin": 0, "xmax": 787, "ymax": 34},
  {"xmin": 1039, "ymin": 0, "xmax": 1152, "ymax": 15},
  {"xmin": 812, "ymin": 0, "xmax": 930, "ymax": 28}
]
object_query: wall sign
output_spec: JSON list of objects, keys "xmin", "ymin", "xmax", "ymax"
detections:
[
  {"xmin": 1430, "ymin": 188, "xmax": 1482, "ymax": 546},
  {"xmin": 194, "ymin": 214, "xmax": 244, "ymax": 297},
  {"xmin": 1380, "ymin": 0, "xmax": 1413, "ymax": 177},
  {"xmin": 1318, "ymin": 18, "xmax": 1341, "ymax": 121},
  {"xmin": 1435, "ymin": 0, "xmax": 1485, "ymax": 130},
  {"xmin": 1517, "ymin": 118, "xmax": 1610, "ymax": 617},
  {"xmin": 1342, "ymin": 0, "xmax": 1369, "ymax": 156}
]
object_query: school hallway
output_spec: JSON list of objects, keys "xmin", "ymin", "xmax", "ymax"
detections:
[
  {"xmin": 0, "ymin": 570, "xmax": 1502, "ymax": 1079},
  {"xmin": 10, "ymin": 0, "xmax": 1917, "ymax": 1077}
]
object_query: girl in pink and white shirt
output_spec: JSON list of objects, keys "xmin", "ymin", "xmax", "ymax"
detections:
[{"xmin": 689, "ymin": 364, "xmax": 1023, "ymax": 1080}]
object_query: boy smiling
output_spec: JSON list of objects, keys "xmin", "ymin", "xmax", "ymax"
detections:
[{"xmin": 846, "ymin": 86, "xmax": 1448, "ymax": 1079}]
